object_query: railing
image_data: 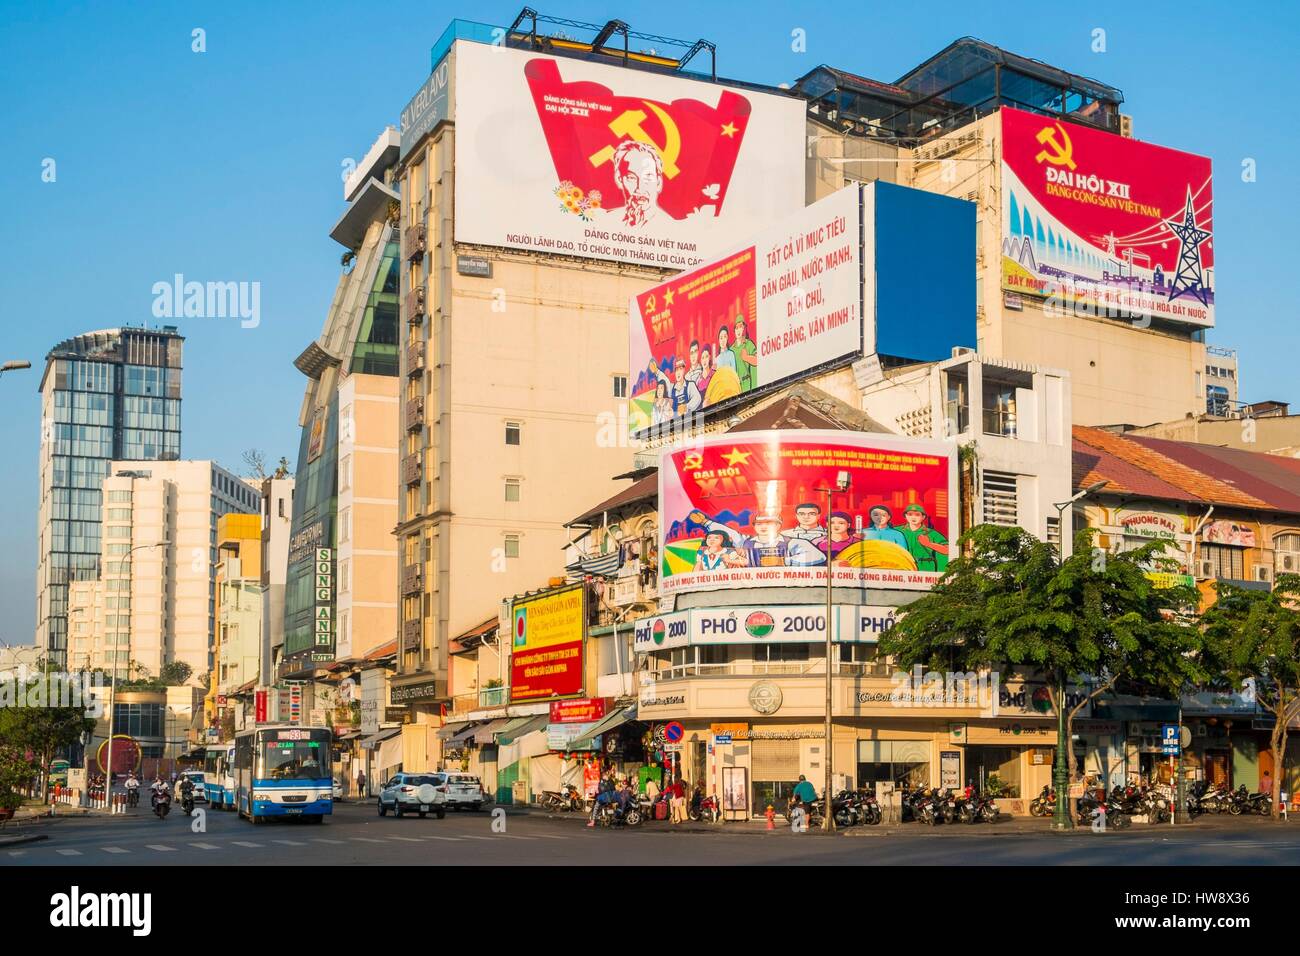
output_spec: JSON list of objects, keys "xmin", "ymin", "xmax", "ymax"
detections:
[
  {"xmin": 404, "ymin": 286, "xmax": 426, "ymax": 322},
  {"xmin": 406, "ymin": 340, "xmax": 425, "ymax": 375},
  {"xmin": 406, "ymin": 397, "xmax": 425, "ymax": 431},
  {"xmin": 448, "ymin": 692, "xmax": 478, "ymax": 717},
  {"xmin": 402, "ymin": 617, "xmax": 422, "ymax": 649},
  {"xmin": 402, "ymin": 452, "xmax": 423, "ymax": 486},
  {"xmin": 401, "ymin": 563, "xmax": 423, "ymax": 596},
  {"xmin": 478, "ymin": 685, "xmax": 508, "ymax": 708},
  {"xmin": 404, "ymin": 222, "xmax": 426, "ymax": 262}
]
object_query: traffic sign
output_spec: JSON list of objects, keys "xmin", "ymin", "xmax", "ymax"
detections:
[
  {"xmin": 1161, "ymin": 723, "xmax": 1180, "ymax": 755},
  {"xmin": 665, "ymin": 721, "xmax": 685, "ymax": 743},
  {"xmin": 713, "ymin": 734, "xmax": 732, "ymax": 745}
]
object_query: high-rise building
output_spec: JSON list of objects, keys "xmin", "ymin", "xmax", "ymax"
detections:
[
  {"xmin": 281, "ymin": 127, "xmax": 402, "ymax": 698},
  {"xmin": 259, "ymin": 476, "xmax": 294, "ymax": 685},
  {"xmin": 206, "ymin": 513, "xmax": 263, "ymax": 733},
  {"xmin": 70, "ymin": 460, "xmax": 258, "ymax": 684},
  {"xmin": 36, "ymin": 326, "xmax": 183, "ymax": 666}
]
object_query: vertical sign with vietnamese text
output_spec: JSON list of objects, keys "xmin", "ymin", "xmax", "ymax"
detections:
[{"xmin": 313, "ymin": 548, "xmax": 334, "ymax": 663}]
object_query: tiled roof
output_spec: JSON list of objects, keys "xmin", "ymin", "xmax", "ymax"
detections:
[
  {"xmin": 1073, "ymin": 426, "xmax": 1300, "ymax": 514},
  {"xmin": 567, "ymin": 472, "xmax": 658, "ymax": 528},
  {"xmin": 363, "ymin": 640, "xmax": 398, "ymax": 662}
]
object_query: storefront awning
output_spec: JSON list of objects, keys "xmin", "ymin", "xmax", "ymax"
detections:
[
  {"xmin": 566, "ymin": 705, "xmax": 636, "ymax": 752},
  {"xmin": 445, "ymin": 722, "xmax": 482, "ymax": 747},
  {"xmin": 359, "ymin": 727, "xmax": 402, "ymax": 750},
  {"xmin": 473, "ymin": 718, "xmax": 512, "ymax": 745},
  {"xmin": 498, "ymin": 714, "xmax": 549, "ymax": 745},
  {"xmin": 436, "ymin": 720, "xmax": 474, "ymax": 741}
]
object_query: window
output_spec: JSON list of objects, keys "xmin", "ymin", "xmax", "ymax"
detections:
[
  {"xmin": 1203, "ymin": 543, "xmax": 1244, "ymax": 580},
  {"xmin": 505, "ymin": 422, "xmax": 521, "ymax": 446},
  {"xmin": 982, "ymin": 472, "xmax": 1018, "ymax": 526},
  {"xmin": 857, "ymin": 740, "xmax": 931, "ymax": 790},
  {"xmin": 504, "ymin": 478, "xmax": 520, "ymax": 502},
  {"xmin": 1275, "ymin": 533, "xmax": 1300, "ymax": 574},
  {"xmin": 107, "ymin": 508, "xmax": 132, "ymax": 521},
  {"xmin": 340, "ymin": 559, "xmax": 350, "ymax": 594},
  {"xmin": 613, "ymin": 376, "xmax": 628, "ymax": 398},
  {"xmin": 339, "ymin": 508, "xmax": 350, "ymax": 544},
  {"xmin": 277, "ymin": 497, "xmax": 285, "ymax": 518},
  {"xmin": 944, "ymin": 369, "xmax": 969, "ymax": 436},
  {"xmin": 340, "ymin": 455, "xmax": 352, "ymax": 492},
  {"xmin": 504, "ymin": 534, "xmax": 520, "ymax": 558}
]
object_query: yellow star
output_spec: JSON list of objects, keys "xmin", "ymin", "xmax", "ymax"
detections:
[
  {"xmin": 720, "ymin": 122, "xmax": 739, "ymax": 138},
  {"xmin": 722, "ymin": 447, "xmax": 752, "ymax": 467},
  {"xmin": 664, "ymin": 287, "xmax": 675, "ymax": 307}
]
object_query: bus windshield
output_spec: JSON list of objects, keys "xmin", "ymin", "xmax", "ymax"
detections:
[{"xmin": 260, "ymin": 739, "xmax": 328, "ymax": 780}]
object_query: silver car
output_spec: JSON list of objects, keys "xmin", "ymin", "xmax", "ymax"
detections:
[
  {"xmin": 444, "ymin": 772, "xmax": 486, "ymax": 811},
  {"xmin": 377, "ymin": 772, "xmax": 448, "ymax": 819}
]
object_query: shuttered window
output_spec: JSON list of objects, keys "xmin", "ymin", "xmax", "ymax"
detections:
[
  {"xmin": 751, "ymin": 739, "xmax": 801, "ymax": 779},
  {"xmin": 982, "ymin": 471, "xmax": 1018, "ymax": 526}
]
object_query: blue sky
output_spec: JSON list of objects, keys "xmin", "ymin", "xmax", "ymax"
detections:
[{"xmin": 1, "ymin": 0, "xmax": 1296, "ymax": 646}]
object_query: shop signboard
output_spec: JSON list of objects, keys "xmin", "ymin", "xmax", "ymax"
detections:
[
  {"xmin": 454, "ymin": 41, "xmax": 805, "ymax": 267},
  {"xmin": 633, "ymin": 610, "xmax": 690, "ymax": 653},
  {"xmin": 1000, "ymin": 106, "xmax": 1214, "ymax": 328},
  {"xmin": 1202, "ymin": 520, "xmax": 1256, "ymax": 547},
  {"xmin": 1117, "ymin": 509, "xmax": 1182, "ymax": 540},
  {"xmin": 547, "ymin": 721, "xmax": 600, "ymax": 751},
  {"xmin": 635, "ymin": 604, "xmax": 901, "ymax": 649},
  {"xmin": 628, "ymin": 186, "xmax": 862, "ymax": 437},
  {"xmin": 550, "ymin": 698, "xmax": 607, "ymax": 724},
  {"xmin": 940, "ymin": 751, "xmax": 961, "ymax": 789},
  {"xmin": 659, "ymin": 431, "xmax": 956, "ymax": 596},
  {"xmin": 509, "ymin": 583, "xmax": 585, "ymax": 703}
]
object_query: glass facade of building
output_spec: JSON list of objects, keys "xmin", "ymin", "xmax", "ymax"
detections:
[
  {"xmin": 282, "ymin": 239, "xmax": 400, "ymax": 674},
  {"xmin": 38, "ymin": 328, "xmax": 183, "ymax": 666}
]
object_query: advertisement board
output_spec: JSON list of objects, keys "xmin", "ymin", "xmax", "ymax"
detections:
[
  {"xmin": 633, "ymin": 605, "xmax": 899, "ymax": 650},
  {"xmin": 550, "ymin": 697, "xmax": 607, "ymax": 724},
  {"xmin": 1000, "ymin": 106, "xmax": 1213, "ymax": 327},
  {"xmin": 509, "ymin": 584, "xmax": 585, "ymax": 702},
  {"xmin": 627, "ymin": 186, "xmax": 862, "ymax": 436},
  {"xmin": 659, "ymin": 431, "xmax": 956, "ymax": 595},
  {"xmin": 454, "ymin": 42, "xmax": 805, "ymax": 267}
]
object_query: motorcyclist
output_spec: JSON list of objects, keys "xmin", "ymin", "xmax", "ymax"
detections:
[
  {"xmin": 125, "ymin": 772, "xmax": 140, "ymax": 807},
  {"xmin": 150, "ymin": 775, "xmax": 169, "ymax": 807}
]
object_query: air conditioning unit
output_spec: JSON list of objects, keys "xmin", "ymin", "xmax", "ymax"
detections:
[
  {"xmin": 1278, "ymin": 552, "xmax": 1299, "ymax": 573},
  {"xmin": 1254, "ymin": 565, "xmax": 1273, "ymax": 584},
  {"xmin": 1195, "ymin": 559, "xmax": 1214, "ymax": 580},
  {"xmin": 1119, "ymin": 114, "xmax": 1133, "ymax": 138}
]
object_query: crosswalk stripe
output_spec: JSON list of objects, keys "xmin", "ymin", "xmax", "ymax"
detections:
[
  {"xmin": 189, "ymin": 842, "xmax": 220, "ymax": 850},
  {"xmin": 56, "ymin": 849, "xmax": 82, "ymax": 856},
  {"xmin": 101, "ymin": 847, "xmax": 129, "ymax": 854},
  {"xmin": 231, "ymin": 841, "xmax": 262, "ymax": 848},
  {"xmin": 144, "ymin": 844, "xmax": 176, "ymax": 852},
  {"xmin": 272, "ymin": 839, "xmax": 306, "ymax": 846}
]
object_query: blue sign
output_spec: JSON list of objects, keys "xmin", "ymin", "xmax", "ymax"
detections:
[
  {"xmin": 665, "ymin": 721, "xmax": 685, "ymax": 744},
  {"xmin": 1161, "ymin": 724, "xmax": 1180, "ymax": 755},
  {"xmin": 714, "ymin": 734, "xmax": 732, "ymax": 745}
]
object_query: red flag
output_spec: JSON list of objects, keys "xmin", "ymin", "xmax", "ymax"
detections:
[{"xmin": 523, "ymin": 58, "xmax": 752, "ymax": 226}]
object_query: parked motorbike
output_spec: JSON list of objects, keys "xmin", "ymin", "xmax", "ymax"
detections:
[
  {"xmin": 1248, "ymin": 790, "xmax": 1273, "ymax": 816},
  {"xmin": 688, "ymin": 787, "xmax": 720, "ymax": 824},
  {"xmin": 1029, "ymin": 785, "xmax": 1056, "ymax": 817},
  {"xmin": 595, "ymin": 797, "xmax": 643, "ymax": 828},
  {"xmin": 1077, "ymin": 788, "xmax": 1129, "ymax": 829},
  {"xmin": 785, "ymin": 793, "xmax": 825, "ymax": 829},
  {"xmin": 540, "ymin": 784, "xmax": 583, "ymax": 813}
]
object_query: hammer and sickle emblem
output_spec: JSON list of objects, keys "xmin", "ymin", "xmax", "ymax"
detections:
[
  {"xmin": 683, "ymin": 452, "xmax": 703, "ymax": 470},
  {"xmin": 1034, "ymin": 122, "xmax": 1076, "ymax": 170},
  {"xmin": 588, "ymin": 101, "xmax": 682, "ymax": 178}
]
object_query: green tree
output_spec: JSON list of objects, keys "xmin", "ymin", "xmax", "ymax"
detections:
[
  {"xmin": 880, "ymin": 525, "xmax": 1202, "ymax": 828},
  {"xmin": 1201, "ymin": 574, "xmax": 1300, "ymax": 819},
  {"xmin": 159, "ymin": 660, "xmax": 193, "ymax": 687},
  {"xmin": 0, "ymin": 746, "xmax": 40, "ymax": 813},
  {"xmin": 0, "ymin": 669, "xmax": 96, "ymax": 799}
]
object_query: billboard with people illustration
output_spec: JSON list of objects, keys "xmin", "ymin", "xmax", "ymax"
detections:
[
  {"xmin": 453, "ymin": 42, "xmax": 805, "ymax": 266},
  {"xmin": 628, "ymin": 187, "xmax": 863, "ymax": 436},
  {"xmin": 658, "ymin": 431, "xmax": 956, "ymax": 595}
]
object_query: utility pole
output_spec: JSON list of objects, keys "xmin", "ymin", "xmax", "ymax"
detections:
[{"xmin": 816, "ymin": 471, "xmax": 850, "ymax": 832}]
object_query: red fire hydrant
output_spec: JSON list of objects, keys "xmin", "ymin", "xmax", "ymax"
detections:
[{"xmin": 765, "ymin": 804, "xmax": 776, "ymax": 830}]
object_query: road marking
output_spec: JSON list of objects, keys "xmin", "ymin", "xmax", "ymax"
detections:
[
  {"xmin": 498, "ymin": 834, "xmax": 537, "ymax": 840},
  {"xmin": 144, "ymin": 844, "xmax": 176, "ymax": 852},
  {"xmin": 101, "ymin": 847, "xmax": 129, "ymax": 854},
  {"xmin": 7, "ymin": 851, "xmax": 26, "ymax": 857},
  {"xmin": 459, "ymin": 835, "xmax": 494, "ymax": 841},
  {"xmin": 527, "ymin": 834, "xmax": 570, "ymax": 840},
  {"xmin": 422, "ymin": 835, "xmax": 464, "ymax": 842},
  {"xmin": 231, "ymin": 841, "xmax": 263, "ymax": 848},
  {"xmin": 311, "ymin": 838, "xmax": 346, "ymax": 844},
  {"xmin": 272, "ymin": 839, "xmax": 306, "ymax": 846},
  {"xmin": 386, "ymin": 836, "xmax": 424, "ymax": 842},
  {"xmin": 349, "ymin": 837, "xmax": 386, "ymax": 843},
  {"xmin": 55, "ymin": 849, "xmax": 82, "ymax": 856},
  {"xmin": 189, "ymin": 842, "xmax": 220, "ymax": 850}
]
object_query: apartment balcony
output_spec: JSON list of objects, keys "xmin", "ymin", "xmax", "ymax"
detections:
[
  {"xmin": 401, "ymin": 564, "xmax": 423, "ymax": 597},
  {"xmin": 448, "ymin": 692, "xmax": 479, "ymax": 717},
  {"xmin": 478, "ymin": 685, "xmax": 508, "ymax": 709},
  {"xmin": 406, "ymin": 339, "xmax": 425, "ymax": 376},
  {"xmin": 404, "ymin": 285, "xmax": 426, "ymax": 323},
  {"xmin": 402, "ymin": 617, "xmax": 423, "ymax": 650},
  {"xmin": 406, "ymin": 397, "xmax": 425, "ymax": 431},
  {"xmin": 404, "ymin": 222, "xmax": 426, "ymax": 262},
  {"xmin": 402, "ymin": 452, "xmax": 423, "ymax": 486},
  {"xmin": 608, "ymin": 574, "xmax": 658, "ymax": 607}
]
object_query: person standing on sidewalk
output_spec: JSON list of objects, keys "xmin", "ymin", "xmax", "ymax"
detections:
[
  {"xmin": 670, "ymin": 776, "xmax": 687, "ymax": 824},
  {"xmin": 356, "ymin": 770, "xmax": 367, "ymax": 798},
  {"xmin": 792, "ymin": 774, "xmax": 817, "ymax": 823}
]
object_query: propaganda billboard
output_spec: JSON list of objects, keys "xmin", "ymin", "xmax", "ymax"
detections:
[
  {"xmin": 659, "ymin": 431, "xmax": 956, "ymax": 596},
  {"xmin": 628, "ymin": 186, "xmax": 863, "ymax": 436},
  {"xmin": 453, "ymin": 41, "xmax": 805, "ymax": 266},
  {"xmin": 1000, "ymin": 106, "xmax": 1214, "ymax": 327},
  {"xmin": 509, "ymin": 584, "xmax": 585, "ymax": 703}
]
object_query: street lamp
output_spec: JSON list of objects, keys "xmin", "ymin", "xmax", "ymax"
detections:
[
  {"xmin": 815, "ymin": 469, "xmax": 851, "ymax": 832},
  {"xmin": 1046, "ymin": 480, "xmax": 1109, "ymax": 830},
  {"xmin": 0, "ymin": 359, "xmax": 32, "ymax": 376},
  {"xmin": 102, "ymin": 539, "xmax": 169, "ymax": 806}
]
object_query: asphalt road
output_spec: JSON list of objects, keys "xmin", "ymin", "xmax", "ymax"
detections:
[{"xmin": 5, "ymin": 800, "xmax": 1300, "ymax": 865}]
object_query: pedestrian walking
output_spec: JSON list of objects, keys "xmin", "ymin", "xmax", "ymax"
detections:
[
  {"xmin": 356, "ymin": 770, "xmax": 367, "ymax": 798},
  {"xmin": 670, "ymin": 776, "xmax": 687, "ymax": 824}
]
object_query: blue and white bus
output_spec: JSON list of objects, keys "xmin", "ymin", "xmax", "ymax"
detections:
[
  {"xmin": 234, "ymin": 725, "xmax": 333, "ymax": 824},
  {"xmin": 203, "ymin": 743, "xmax": 236, "ymax": 809}
]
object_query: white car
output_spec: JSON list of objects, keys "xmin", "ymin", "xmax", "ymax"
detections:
[
  {"xmin": 443, "ymin": 772, "xmax": 485, "ymax": 811},
  {"xmin": 377, "ymin": 773, "xmax": 448, "ymax": 819}
]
